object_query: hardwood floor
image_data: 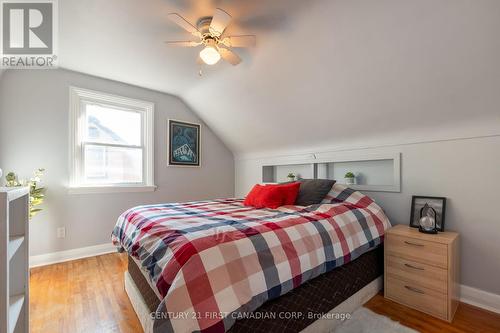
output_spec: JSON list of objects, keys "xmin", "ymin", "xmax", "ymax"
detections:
[
  {"xmin": 30, "ymin": 253, "xmax": 500, "ymax": 333},
  {"xmin": 30, "ymin": 253, "xmax": 142, "ymax": 333},
  {"xmin": 365, "ymin": 293, "xmax": 500, "ymax": 333}
]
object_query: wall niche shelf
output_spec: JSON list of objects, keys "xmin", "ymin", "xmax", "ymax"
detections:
[{"xmin": 262, "ymin": 152, "xmax": 401, "ymax": 193}]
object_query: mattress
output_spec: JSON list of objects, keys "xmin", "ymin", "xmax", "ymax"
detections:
[
  {"xmin": 114, "ymin": 184, "xmax": 390, "ymax": 332},
  {"xmin": 127, "ymin": 245, "xmax": 383, "ymax": 333}
]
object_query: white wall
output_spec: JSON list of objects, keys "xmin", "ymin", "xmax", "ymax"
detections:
[
  {"xmin": 235, "ymin": 136, "xmax": 500, "ymax": 295},
  {"xmin": 0, "ymin": 69, "xmax": 234, "ymax": 256}
]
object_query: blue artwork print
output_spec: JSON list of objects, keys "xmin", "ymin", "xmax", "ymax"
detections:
[{"xmin": 169, "ymin": 120, "xmax": 200, "ymax": 166}]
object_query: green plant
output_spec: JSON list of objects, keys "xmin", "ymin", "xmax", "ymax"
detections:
[
  {"xmin": 344, "ymin": 172, "xmax": 355, "ymax": 178},
  {"xmin": 5, "ymin": 168, "xmax": 46, "ymax": 219},
  {"xmin": 287, "ymin": 173, "xmax": 296, "ymax": 178},
  {"xmin": 5, "ymin": 172, "xmax": 19, "ymax": 186}
]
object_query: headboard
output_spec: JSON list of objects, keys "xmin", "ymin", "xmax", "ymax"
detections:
[{"xmin": 262, "ymin": 152, "xmax": 401, "ymax": 192}]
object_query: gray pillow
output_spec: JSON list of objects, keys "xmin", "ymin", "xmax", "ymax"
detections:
[{"xmin": 295, "ymin": 179, "xmax": 336, "ymax": 206}]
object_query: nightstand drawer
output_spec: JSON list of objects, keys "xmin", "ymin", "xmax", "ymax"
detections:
[
  {"xmin": 385, "ymin": 276, "xmax": 447, "ymax": 320},
  {"xmin": 386, "ymin": 233, "xmax": 448, "ymax": 268},
  {"xmin": 386, "ymin": 255, "xmax": 447, "ymax": 293}
]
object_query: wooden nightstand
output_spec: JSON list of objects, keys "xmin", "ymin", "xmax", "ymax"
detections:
[{"xmin": 384, "ymin": 224, "xmax": 459, "ymax": 322}]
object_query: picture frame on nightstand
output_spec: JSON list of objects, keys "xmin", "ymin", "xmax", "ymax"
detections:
[{"xmin": 409, "ymin": 196, "xmax": 447, "ymax": 232}]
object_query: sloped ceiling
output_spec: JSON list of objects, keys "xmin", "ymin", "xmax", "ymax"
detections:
[
  {"xmin": 58, "ymin": 0, "xmax": 303, "ymax": 94},
  {"xmin": 58, "ymin": 0, "xmax": 500, "ymax": 156}
]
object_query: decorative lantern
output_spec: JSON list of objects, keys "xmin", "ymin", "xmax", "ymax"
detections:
[{"xmin": 418, "ymin": 203, "xmax": 438, "ymax": 234}]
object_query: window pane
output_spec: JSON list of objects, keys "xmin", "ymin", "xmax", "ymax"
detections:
[
  {"xmin": 84, "ymin": 145, "xmax": 143, "ymax": 184},
  {"xmin": 85, "ymin": 103, "xmax": 142, "ymax": 146}
]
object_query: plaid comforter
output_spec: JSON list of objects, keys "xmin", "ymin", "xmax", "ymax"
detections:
[{"xmin": 112, "ymin": 185, "xmax": 391, "ymax": 333}]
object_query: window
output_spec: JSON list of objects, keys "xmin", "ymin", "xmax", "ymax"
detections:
[{"xmin": 69, "ymin": 87, "xmax": 155, "ymax": 193}]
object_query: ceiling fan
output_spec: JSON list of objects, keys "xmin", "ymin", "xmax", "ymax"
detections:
[{"xmin": 165, "ymin": 8, "xmax": 256, "ymax": 66}]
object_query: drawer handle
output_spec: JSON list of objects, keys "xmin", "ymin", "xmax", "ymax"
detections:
[
  {"xmin": 404, "ymin": 240, "xmax": 424, "ymax": 247},
  {"xmin": 405, "ymin": 285, "xmax": 425, "ymax": 294},
  {"xmin": 404, "ymin": 263, "xmax": 425, "ymax": 271}
]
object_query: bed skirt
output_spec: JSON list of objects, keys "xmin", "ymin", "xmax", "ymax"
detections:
[{"xmin": 125, "ymin": 246, "xmax": 383, "ymax": 333}]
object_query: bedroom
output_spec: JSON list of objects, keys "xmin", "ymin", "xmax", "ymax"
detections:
[{"xmin": 0, "ymin": 0, "xmax": 499, "ymax": 332}]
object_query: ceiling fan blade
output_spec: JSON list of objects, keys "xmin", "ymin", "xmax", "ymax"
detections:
[
  {"xmin": 220, "ymin": 35, "xmax": 256, "ymax": 48},
  {"xmin": 164, "ymin": 40, "xmax": 201, "ymax": 47},
  {"xmin": 209, "ymin": 8, "xmax": 232, "ymax": 36},
  {"xmin": 218, "ymin": 47, "xmax": 241, "ymax": 66},
  {"xmin": 167, "ymin": 13, "xmax": 201, "ymax": 37}
]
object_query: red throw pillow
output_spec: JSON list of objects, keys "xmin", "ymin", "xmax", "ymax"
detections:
[
  {"xmin": 243, "ymin": 184, "xmax": 264, "ymax": 207},
  {"xmin": 274, "ymin": 182, "xmax": 300, "ymax": 205},
  {"xmin": 244, "ymin": 182, "xmax": 300, "ymax": 209},
  {"xmin": 256, "ymin": 185, "xmax": 287, "ymax": 209}
]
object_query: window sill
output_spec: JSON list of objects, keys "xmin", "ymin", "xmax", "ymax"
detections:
[{"xmin": 67, "ymin": 185, "xmax": 157, "ymax": 195}]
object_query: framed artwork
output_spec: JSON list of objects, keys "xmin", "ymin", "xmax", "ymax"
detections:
[
  {"xmin": 168, "ymin": 120, "xmax": 201, "ymax": 167},
  {"xmin": 409, "ymin": 195, "xmax": 447, "ymax": 232}
]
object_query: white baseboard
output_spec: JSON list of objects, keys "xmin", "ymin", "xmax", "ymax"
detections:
[
  {"xmin": 29, "ymin": 243, "xmax": 117, "ymax": 268},
  {"xmin": 460, "ymin": 284, "xmax": 500, "ymax": 314}
]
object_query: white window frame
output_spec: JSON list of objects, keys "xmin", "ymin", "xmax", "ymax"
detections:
[{"xmin": 68, "ymin": 87, "xmax": 155, "ymax": 194}]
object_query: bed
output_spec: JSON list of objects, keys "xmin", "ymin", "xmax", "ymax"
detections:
[{"xmin": 112, "ymin": 184, "xmax": 391, "ymax": 333}]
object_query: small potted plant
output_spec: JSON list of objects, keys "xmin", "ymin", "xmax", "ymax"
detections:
[
  {"xmin": 287, "ymin": 173, "xmax": 296, "ymax": 182},
  {"xmin": 344, "ymin": 172, "xmax": 356, "ymax": 185},
  {"xmin": 5, "ymin": 172, "xmax": 20, "ymax": 186}
]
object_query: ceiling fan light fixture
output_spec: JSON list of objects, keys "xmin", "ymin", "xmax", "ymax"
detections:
[
  {"xmin": 199, "ymin": 45, "xmax": 221, "ymax": 65},
  {"xmin": 166, "ymin": 9, "xmax": 254, "ymax": 67}
]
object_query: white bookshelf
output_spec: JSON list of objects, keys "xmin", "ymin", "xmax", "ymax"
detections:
[{"xmin": 0, "ymin": 187, "xmax": 29, "ymax": 333}]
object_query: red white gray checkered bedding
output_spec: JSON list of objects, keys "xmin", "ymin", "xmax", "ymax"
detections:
[{"xmin": 112, "ymin": 184, "xmax": 391, "ymax": 333}]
